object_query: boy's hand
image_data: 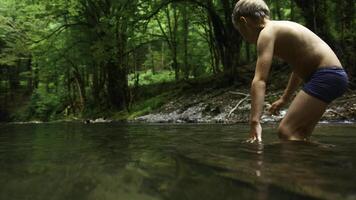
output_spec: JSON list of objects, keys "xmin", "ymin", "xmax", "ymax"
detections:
[
  {"xmin": 269, "ymin": 98, "xmax": 286, "ymax": 115},
  {"xmin": 246, "ymin": 122, "xmax": 262, "ymax": 143}
]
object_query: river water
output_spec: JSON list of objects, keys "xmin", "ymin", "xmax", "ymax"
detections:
[{"xmin": 0, "ymin": 123, "xmax": 355, "ymax": 200}]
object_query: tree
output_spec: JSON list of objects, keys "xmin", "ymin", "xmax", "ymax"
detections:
[
  {"xmin": 156, "ymin": 3, "xmax": 181, "ymax": 80},
  {"xmin": 293, "ymin": 0, "xmax": 337, "ymax": 51}
]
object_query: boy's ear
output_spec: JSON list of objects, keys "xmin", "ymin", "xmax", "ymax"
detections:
[{"xmin": 239, "ymin": 16, "xmax": 248, "ymax": 25}]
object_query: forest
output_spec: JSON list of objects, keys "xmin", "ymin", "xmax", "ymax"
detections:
[{"xmin": 0, "ymin": 0, "xmax": 355, "ymax": 122}]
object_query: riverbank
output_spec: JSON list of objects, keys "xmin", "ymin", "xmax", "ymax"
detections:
[
  {"xmin": 132, "ymin": 85, "xmax": 356, "ymax": 124},
  {"xmin": 2, "ymin": 74, "xmax": 356, "ymax": 124}
]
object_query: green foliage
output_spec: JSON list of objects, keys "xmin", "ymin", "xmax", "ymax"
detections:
[
  {"xmin": 114, "ymin": 92, "xmax": 169, "ymax": 120},
  {"xmin": 129, "ymin": 70, "xmax": 175, "ymax": 86},
  {"xmin": 27, "ymin": 87, "xmax": 64, "ymax": 121},
  {"xmin": 130, "ymin": 94, "xmax": 167, "ymax": 116},
  {"xmin": 0, "ymin": 0, "xmax": 355, "ymax": 121}
]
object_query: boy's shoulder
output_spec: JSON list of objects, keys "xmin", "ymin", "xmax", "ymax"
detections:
[
  {"xmin": 262, "ymin": 20, "xmax": 297, "ymax": 33},
  {"xmin": 258, "ymin": 21, "xmax": 277, "ymax": 43},
  {"xmin": 259, "ymin": 20, "xmax": 306, "ymax": 41}
]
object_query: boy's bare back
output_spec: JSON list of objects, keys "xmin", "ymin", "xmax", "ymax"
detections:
[{"xmin": 260, "ymin": 20, "xmax": 342, "ymax": 79}]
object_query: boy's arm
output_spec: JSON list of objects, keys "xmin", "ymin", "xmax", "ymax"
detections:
[
  {"xmin": 282, "ymin": 72, "xmax": 302, "ymax": 101},
  {"xmin": 248, "ymin": 30, "xmax": 275, "ymax": 142},
  {"xmin": 269, "ymin": 72, "xmax": 301, "ymax": 115}
]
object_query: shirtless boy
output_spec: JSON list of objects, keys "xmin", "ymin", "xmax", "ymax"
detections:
[{"xmin": 232, "ymin": 0, "xmax": 348, "ymax": 143}]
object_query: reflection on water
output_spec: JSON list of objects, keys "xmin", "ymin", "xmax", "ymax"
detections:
[{"xmin": 0, "ymin": 123, "xmax": 355, "ymax": 200}]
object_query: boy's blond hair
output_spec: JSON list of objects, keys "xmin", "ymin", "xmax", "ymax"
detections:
[{"xmin": 232, "ymin": 0, "xmax": 270, "ymax": 23}]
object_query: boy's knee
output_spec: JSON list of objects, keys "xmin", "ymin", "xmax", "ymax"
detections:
[
  {"xmin": 277, "ymin": 124, "xmax": 307, "ymax": 141},
  {"xmin": 277, "ymin": 124, "xmax": 290, "ymax": 140}
]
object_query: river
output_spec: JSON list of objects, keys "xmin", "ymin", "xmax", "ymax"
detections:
[{"xmin": 0, "ymin": 123, "xmax": 355, "ymax": 200}]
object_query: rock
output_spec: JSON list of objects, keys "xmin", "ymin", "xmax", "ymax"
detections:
[{"xmin": 84, "ymin": 118, "xmax": 112, "ymax": 124}]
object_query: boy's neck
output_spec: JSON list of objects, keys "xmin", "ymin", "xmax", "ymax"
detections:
[{"xmin": 252, "ymin": 18, "xmax": 271, "ymax": 44}]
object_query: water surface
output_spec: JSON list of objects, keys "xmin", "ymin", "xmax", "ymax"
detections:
[{"xmin": 0, "ymin": 123, "xmax": 355, "ymax": 200}]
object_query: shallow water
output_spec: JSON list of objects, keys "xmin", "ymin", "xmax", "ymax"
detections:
[{"xmin": 0, "ymin": 123, "xmax": 355, "ymax": 200}]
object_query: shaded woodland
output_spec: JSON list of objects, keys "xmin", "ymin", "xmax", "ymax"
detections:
[{"xmin": 0, "ymin": 0, "xmax": 355, "ymax": 121}]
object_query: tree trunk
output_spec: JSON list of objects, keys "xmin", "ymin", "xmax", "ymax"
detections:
[
  {"xmin": 74, "ymin": 75, "xmax": 85, "ymax": 111},
  {"xmin": 156, "ymin": 5, "xmax": 180, "ymax": 81},
  {"xmin": 106, "ymin": 60, "xmax": 127, "ymax": 109},
  {"xmin": 105, "ymin": 18, "xmax": 129, "ymax": 110},
  {"xmin": 172, "ymin": 46, "xmax": 179, "ymax": 80},
  {"xmin": 339, "ymin": 0, "xmax": 355, "ymax": 83},
  {"xmin": 172, "ymin": 5, "xmax": 180, "ymax": 80},
  {"xmin": 161, "ymin": 42, "xmax": 165, "ymax": 69},
  {"xmin": 206, "ymin": 17, "xmax": 221, "ymax": 74},
  {"xmin": 71, "ymin": 65, "xmax": 86, "ymax": 111},
  {"xmin": 149, "ymin": 43, "xmax": 155, "ymax": 74},
  {"xmin": 8, "ymin": 64, "xmax": 20, "ymax": 91},
  {"xmin": 205, "ymin": 0, "xmax": 242, "ymax": 82},
  {"xmin": 26, "ymin": 56, "xmax": 33, "ymax": 93},
  {"xmin": 182, "ymin": 2, "xmax": 189, "ymax": 79}
]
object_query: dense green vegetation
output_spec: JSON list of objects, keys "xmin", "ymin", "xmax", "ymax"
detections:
[{"xmin": 0, "ymin": 0, "xmax": 355, "ymax": 121}]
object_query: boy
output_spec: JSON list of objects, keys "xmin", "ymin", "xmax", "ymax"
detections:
[{"xmin": 232, "ymin": 0, "xmax": 348, "ymax": 143}]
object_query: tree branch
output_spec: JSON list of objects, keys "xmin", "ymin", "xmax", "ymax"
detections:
[
  {"xmin": 31, "ymin": 22, "xmax": 90, "ymax": 44},
  {"xmin": 122, "ymin": 39, "xmax": 162, "ymax": 57},
  {"xmin": 228, "ymin": 95, "xmax": 250, "ymax": 118}
]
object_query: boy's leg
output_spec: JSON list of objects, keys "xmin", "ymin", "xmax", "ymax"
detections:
[{"xmin": 278, "ymin": 91, "xmax": 328, "ymax": 140}]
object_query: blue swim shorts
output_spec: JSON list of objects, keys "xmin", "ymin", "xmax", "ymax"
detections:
[{"xmin": 302, "ymin": 67, "xmax": 348, "ymax": 103}]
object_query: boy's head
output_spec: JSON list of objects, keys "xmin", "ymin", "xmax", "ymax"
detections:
[
  {"xmin": 232, "ymin": 0, "xmax": 270, "ymax": 43},
  {"xmin": 232, "ymin": 0, "xmax": 270, "ymax": 27}
]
